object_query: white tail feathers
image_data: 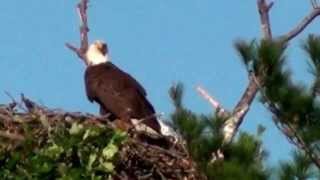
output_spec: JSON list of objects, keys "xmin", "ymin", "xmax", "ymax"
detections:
[
  {"xmin": 131, "ymin": 118, "xmax": 159, "ymax": 135},
  {"xmin": 158, "ymin": 118, "xmax": 183, "ymax": 144},
  {"xmin": 130, "ymin": 113, "xmax": 183, "ymax": 144}
]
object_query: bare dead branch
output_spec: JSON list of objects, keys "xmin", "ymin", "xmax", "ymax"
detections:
[
  {"xmin": 267, "ymin": 1, "xmax": 274, "ymax": 11},
  {"xmin": 65, "ymin": 43, "xmax": 85, "ymax": 59},
  {"xmin": 66, "ymin": 0, "xmax": 90, "ymax": 65},
  {"xmin": 257, "ymin": 0, "xmax": 273, "ymax": 39},
  {"xmin": 196, "ymin": 86, "xmax": 228, "ymax": 116},
  {"xmin": 77, "ymin": 0, "xmax": 89, "ymax": 53},
  {"xmin": 220, "ymin": 0, "xmax": 274, "ymax": 144},
  {"xmin": 280, "ymin": 7, "xmax": 320, "ymax": 42}
]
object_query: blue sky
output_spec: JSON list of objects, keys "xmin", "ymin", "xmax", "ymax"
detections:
[{"xmin": 0, "ymin": 0, "xmax": 319, "ymax": 165}]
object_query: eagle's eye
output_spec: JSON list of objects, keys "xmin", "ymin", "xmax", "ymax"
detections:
[{"xmin": 100, "ymin": 43, "xmax": 108, "ymax": 55}]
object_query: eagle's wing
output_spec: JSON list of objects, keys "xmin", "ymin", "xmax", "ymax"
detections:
[
  {"xmin": 84, "ymin": 63, "xmax": 160, "ymax": 133},
  {"xmin": 85, "ymin": 71, "xmax": 95, "ymax": 103},
  {"xmin": 108, "ymin": 63, "xmax": 147, "ymax": 96}
]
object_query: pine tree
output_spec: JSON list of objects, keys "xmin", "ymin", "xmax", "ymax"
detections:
[
  {"xmin": 277, "ymin": 151, "xmax": 318, "ymax": 180},
  {"xmin": 234, "ymin": 35, "xmax": 320, "ymax": 178},
  {"xmin": 166, "ymin": 35, "xmax": 320, "ymax": 179},
  {"xmin": 169, "ymin": 83, "xmax": 270, "ymax": 179}
]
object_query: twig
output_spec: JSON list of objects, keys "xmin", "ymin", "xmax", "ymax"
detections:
[
  {"xmin": 4, "ymin": 91, "xmax": 17, "ymax": 110},
  {"xmin": 280, "ymin": 6, "xmax": 320, "ymax": 42},
  {"xmin": 66, "ymin": 0, "xmax": 90, "ymax": 65},
  {"xmin": 21, "ymin": 93, "xmax": 38, "ymax": 112},
  {"xmin": 4, "ymin": 91, "xmax": 16, "ymax": 104},
  {"xmin": 0, "ymin": 130, "xmax": 25, "ymax": 141}
]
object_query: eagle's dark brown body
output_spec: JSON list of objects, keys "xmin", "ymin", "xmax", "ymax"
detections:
[{"xmin": 85, "ymin": 62, "xmax": 161, "ymax": 133}]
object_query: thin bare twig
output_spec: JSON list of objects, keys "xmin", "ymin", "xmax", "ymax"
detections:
[
  {"xmin": 4, "ymin": 91, "xmax": 17, "ymax": 110},
  {"xmin": 66, "ymin": 0, "xmax": 90, "ymax": 65},
  {"xmin": 280, "ymin": 6, "xmax": 320, "ymax": 42}
]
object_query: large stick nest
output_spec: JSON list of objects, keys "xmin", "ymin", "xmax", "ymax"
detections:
[{"xmin": 0, "ymin": 96, "xmax": 204, "ymax": 180}]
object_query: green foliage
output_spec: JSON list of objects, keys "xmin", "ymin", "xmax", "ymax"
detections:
[
  {"xmin": 302, "ymin": 35, "xmax": 320, "ymax": 73},
  {"xmin": 278, "ymin": 151, "xmax": 318, "ymax": 180},
  {"xmin": 234, "ymin": 39, "xmax": 257, "ymax": 70},
  {"xmin": 303, "ymin": 35, "xmax": 320, "ymax": 96},
  {"xmin": 235, "ymin": 38, "xmax": 320, "ymax": 141},
  {"xmin": 169, "ymin": 83, "xmax": 270, "ymax": 180},
  {"xmin": 235, "ymin": 36, "xmax": 320, "ymax": 177},
  {"xmin": 0, "ymin": 120, "xmax": 127, "ymax": 180}
]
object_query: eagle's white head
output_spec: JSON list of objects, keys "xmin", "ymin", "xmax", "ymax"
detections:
[{"xmin": 86, "ymin": 40, "xmax": 110, "ymax": 66}]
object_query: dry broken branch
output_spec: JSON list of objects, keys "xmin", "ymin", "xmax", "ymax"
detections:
[
  {"xmin": 196, "ymin": 86, "xmax": 229, "ymax": 117},
  {"xmin": 197, "ymin": 0, "xmax": 275, "ymax": 147},
  {"xmin": 66, "ymin": 0, "xmax": 90, "ymax": 65}
]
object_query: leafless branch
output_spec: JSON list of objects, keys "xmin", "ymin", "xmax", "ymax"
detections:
[
  {"xmin": 66, "ymin": 0, "xmax": 90, "ymax": 65},
  {"xmin": 196, "ymin": 86, "xmax": 229, "ymax": 117},
  {"xmin": 280, "ymin": 6, "xmax": 320, "ymax": 42},
  {"xmin": 257, "ymin": 0, "xmax": 273, "ymax": 39},
  {"xmin": 196, "ymin": 1, "xmax": 275, "ymax": 147},
  {"xmin": 216, "ymin": 0, "xmax": 274, "ymax": 144},
  {"xmin": 4, "ymin": 91, "xmax": 17, "ymax": 110}
]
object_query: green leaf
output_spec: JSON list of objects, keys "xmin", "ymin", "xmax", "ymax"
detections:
[
  {"xmin": 112, "ymin": 129, "xmax": 127, "ymax": 143},
  {"xmin": 87, "ymin": 153, "xmax": 97, "ymax": 171},
  {"xmin": 41, "ymin": 143, "xmax": 64, "ymax": 160},
  {"xmin": 102, "ymin": 143, "xmax": 118, "ymax": 160},
  {"xmin": 83, "ymin": 127, "xmax": 101, "ymax": 140},
  {"xmin": 69, "ymin": 123, "xmax": 84, "ymax": 135},
  {"xmin": 234, "ymin": 39, "xmax": 256, "ymax": 67},
  {"xmin": 100, "ymin": 162, "xmax": 114, "ymax": 173}
]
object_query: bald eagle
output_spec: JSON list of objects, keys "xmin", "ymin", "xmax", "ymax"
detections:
[{"xmin": 84, "ymin": 40, "xmax": 161, "ymax": 134}]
